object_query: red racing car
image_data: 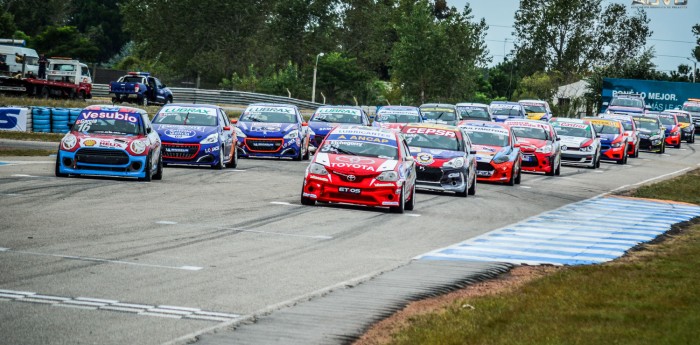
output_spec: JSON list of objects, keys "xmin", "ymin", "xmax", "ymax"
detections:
[
  {"xmin": 460, "ymin": 121, "xmax": 522, "ymax": 186},
  {"xmin": 300, "ymin": 126, "xmax": 417, "ymax": 213},
  {"xmin": 505, "ymin": 119, "xmax": 561, "ymax": 176}
]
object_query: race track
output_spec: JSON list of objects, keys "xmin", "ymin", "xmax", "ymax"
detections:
[{"xmin": 1, "ymin": 143, "xmax": 699, "ymax": 345}]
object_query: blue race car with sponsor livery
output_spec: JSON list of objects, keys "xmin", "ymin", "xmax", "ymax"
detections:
[
  {"xmin": 372, "ymin": 106, "xmax": 423, "ymax": 131},
  {"xmin": 55, "ymin": 105, "xmax": 163, "ymax": 181},
  {"xmin": 489, "ymin": 101, "xmax": 527, "ymax": 122},
  {"xmin": 419, "ymin": 103, "xmax": 459, "ymax": 126},
  {"xmin": 152, "ymin": 104, "xmax": 238, "ymax": 169},
  {"xmin": 234, "ymin": 103, "xmax": 311, "ymax": 160},
  {"xmin": 308, "ymin": 106, "xmax": 370, "ymax": 152}
]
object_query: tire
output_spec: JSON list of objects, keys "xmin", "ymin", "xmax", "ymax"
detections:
[
  {"xmin": 141, "ymin": 96, "xmax": 148, "ymax": 106},
  {"xmin": 78, "ymin": 90, "xmax": 86, "ymax": 101},
  {"xmin": 659, "ymin": 143, "xmax": 665, "ymax": 154},
  {"xmin": 55, "ymin": 154, "xmax": 67, "ymax": 177},
  {"xmin": 405, "ymin": 185, "xmax": 416, "ymax": 210},
  {"xmin": 302, "ymin": 139, "xmax": 310, "ymax": 160},
  {"xmin": 166, "ymin": 96, "xmax": 173, "ymax": 104},
  {"xmin": 455, "ymin": 174, "xmax": 468, "ymax": 197},
  {"xmin": 514, "ymin": 163, "xmax": 522, "ymax": 184},
  {"xmin": 617, "ymin": 146, "xmax": 627, "ymax": 165},
  {"xmin": 507, "ymin": 166, "xmax": 516, "ymax": 186},
  {"xmin": 139, "ymin": 154, "xmax": 153, "ymax": 182},
  {"xmin": 152, "ymin": 153, "xmax": 163, "ymax": 180},
  {"xmin": 691, "ymin": 134, "xmax": 695, "ymax": 143},
  {"xmin": 390, "ymin": 186, "xmax": 405, "ymax": 213},
  {"xmin": 631, "ymin": 144, "xmax": 639, "ymax": 158},
  {"xmin": 467, "ymin": 173, "xmax": 476, "ymax": 195},
  {"xmin": 213, "ymin": 147, "xmax": 225, "ymax": 169},
  {"xmin": 554, "ymin": 156, "xmax": 561, "ymax": 176},
  {"xmin": 293, "ymin": 147, "xmax": 302, "ymax": 161},
  {"xmin": 300, "ymin": 189, "xmax": 316, "ymax": 206},
  {"xmin": 595, "ymin": 152, "xmax": 601, "ymax": 168},
  {"xmin": 226, "ymin": 146, "xmax": 238, "ymax": 168},
  {"xmin": 545, "ymin": 156, "xmax": 555, "ymax": 176},
  {"xmin": 40, "ymin": 86, "xmax": 49, "ymax": 99},
  {"xmin": 675, "ymin": 142, "xmax": 682, "ymax": 148}
]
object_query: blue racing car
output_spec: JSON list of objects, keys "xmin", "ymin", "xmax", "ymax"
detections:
[
  {"xmin": 308, "ymin": 106, "xmax": 370, "ymax": 152},
  {"xmin": 152, "ymin": 104, "xmax": 238, "ymax": 169},
  {"xmin": 235, "ymin": 103, "xmax": 311, "ymax": 160}
]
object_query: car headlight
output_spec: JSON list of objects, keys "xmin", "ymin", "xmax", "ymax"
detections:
[
  {"xmin": 130, "ymin": 140, "xmax": 147, "ymax": 154},
  {"xmin": 200, "ymin": 133, "xmax": 219, "ymax": 144},
  {"xmin": 611, "ymin": 142, "xmax": 623, "ymax": 148},
  {"xmin": 579, "ymin": 145, "xmax": 594, "ymax": 152},
  {"xmin": 234, "ymin": 127, "xmax": 246, "ymax": 138},
  {"xmin": 536, "ymin": 144, "xmax": 552, "ymax": 153},
  {"xmin": 442, "ymin": 157, "xmax": 465, "ymax": 169},
  {"xmin": 376, "ymin": 170, "xmax": 399, "ymax": 181},
  {"xmin": 284, "ymin": 130, "xmax": 299, "ymax": 139},
  {"xmin": 61, "ymin": 134, "xmax": 77, "ymax": 150},
  {"xmin": 492, "ymin": 155, "xmax": 509, "ymax": 164},
  {"xmin": 650, "ymin": 135, "xmax": 661, "ymax": 140},
  {"xmin": 308, "ymin": 163, "xmax": 328, "ymax": 175},
  {"xmin": 671, "ymin": 129, "xmax": 680, "ymax": 135}
]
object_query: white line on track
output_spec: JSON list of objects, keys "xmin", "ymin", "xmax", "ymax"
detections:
[
  {"xmin": 155, "ymin": 221, "xmax": 178, "ymax": 225},
  {"xmin": 11, "ymin": 174, "xmax": 40, "ymax": 178},
  {"xmin": 270, "ymin": 201, "xmax": 293, "ymax": 206},
  {"xmin": 405, "ymin": 214, "xmax": 421, "ymax": 217},
  {"xmin": 219, "ymin": 227, "xmax": 333, "ymax": 240},
  {"xmin": 0, "ymin": 248, "xmax": 203, "ymax": 271},
  {"xmin": 519, "ymin": 186, "xmax": 532, "ymax": 189},
  {"xmin": 1, "ymin": 161, "xmax": 53, "ymax": 164}
]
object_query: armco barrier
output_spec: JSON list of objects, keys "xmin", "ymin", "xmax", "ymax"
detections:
[{"xmin": 91, "ymin": 84, "xmax": 323, "ymax": 110}]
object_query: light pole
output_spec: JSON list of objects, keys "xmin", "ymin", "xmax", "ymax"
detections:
[
  {"xmin": 312, "ymin": 52, "xmax": 324, "ymax": 103},
  {"xmin": 687, "ymin": 58, "xmax": 697, "ymax": 83}
]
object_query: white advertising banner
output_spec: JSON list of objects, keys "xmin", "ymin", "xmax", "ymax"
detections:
[{"xmin": 0, "ymin": 107, "xmax": 28, "ymax": 132}]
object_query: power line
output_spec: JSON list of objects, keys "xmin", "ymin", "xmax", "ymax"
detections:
[{"xmin": 648, "ymin": 38, "xmax": 695, "ymax": 44}]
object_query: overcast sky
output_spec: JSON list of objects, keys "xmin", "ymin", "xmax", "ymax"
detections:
[{"xmin": 448, "ymin": 0, "xmax": 699, "ymax": 73}]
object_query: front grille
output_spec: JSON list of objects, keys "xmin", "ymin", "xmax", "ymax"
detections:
[
  {"xmin": 76, "ymin": 148, "xmax": 129, "ymax": 165},
  {"xmin": 163, "ymin": 142, "xmax": 199, "ymax": 159},
  {"xmin": 245, "ymin": 138, "xmax": 283, "ymax": 152},
  {"xmin": 640, "ymin": 138, "xmax": 652, "ymax": 147},
  {"xmin": 416, "ymin": 166, "xmax": 443, "ymax": 182},
  {"xmin": 600, "ymin": 144, "xmax": 611, "ymax": 150},
  {"xmin": 332, "ymin": 171, "xmax": 370, "ymax": 183},
  {"xmin": 476, "ymin": 162, "xmax": 494, "ymax": 172},
  {"xmin": 522, "ymin": 154, "xmax": 539, "ymax": 167}
]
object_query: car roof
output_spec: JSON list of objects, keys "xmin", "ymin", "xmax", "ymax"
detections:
[
  {"xmin": 378, "ymin": 105, "xmax": 420, "ymax": 112},
  {"xmin": 248, "ymin": 103, "xmax": 297, "ymax": 109},
  {"xmin": 419, "ymin": 103, "xmax": 455, "ymax": 109},
  {"xmin": 518, "ymin": 100, "xmax": 548, "ymax": 105},
  {"xmin": 167, "ymin": 103, "xmax": 220, "ymax": 109},
  {"xmin": 456, "ymin": 103, "xmax": 488, "ymax": 108},
  {"xmin": 84, "ymin": 104, "xmax": 146, "ymax": 114}
]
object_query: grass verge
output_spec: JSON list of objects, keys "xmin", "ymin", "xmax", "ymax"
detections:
[
  {"xmin": 0, "ymin": 148, "xmax": 55, "ymax": 156},
  {"xmin": 0, "ymin": 131, "xmax": 64, "ymax": 142},
  {"xmin": 357, "ymin": 170, "xmax": 700, "ymax": 345}
]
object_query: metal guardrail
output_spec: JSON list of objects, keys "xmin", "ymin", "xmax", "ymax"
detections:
[{"xmin": 92, "ymin": 84, "xmax": 323, "ymax": 110}]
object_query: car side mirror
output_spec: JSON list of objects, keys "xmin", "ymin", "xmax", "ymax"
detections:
[
  {"xmin": 623, "ymin": 132, "xmax": 629, "ymax": 136},
  {"xmin": 595, "ymin": 133, "xmax": 601, "ymax": 138},
  {"xmin": 146, "ymin": 127, "xmax": 152, "ymax": 134},
  {"xmin": 231, "ymin": 118, "xmax": 238, "ymax": 124},
  {"xmin": 161, "ymin": 84, "xmax": 167, "ymax": 88},
  {"xmin": 514, "ymin": 143, "xmax": 521, "ymax": 148},
  {"xmin": 67, "ymin": 123, "xmax": 73, "ymax": 129},
  {"xmin": 302, "ymin": 122, "xmax": 308, "ymax": 126},
  {"xmin": 469, "ymin": 150, "xmax": 477, "ymax": 155},
  {"xmin": 223, "ymin": 126, "xmax": 231, "ymax": 131},
  {"xmin": 405, "ymin": 156, "xmax": 414, "ymax": 162},
  {"xmin": 602, "ymin": 102, "xmax": 609, "ymax": 106},
  {"xmin": 556, "ymin": 137, "xmax": 561, "ymax": 141}
]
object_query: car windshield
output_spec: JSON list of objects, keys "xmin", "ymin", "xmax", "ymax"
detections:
[
  {"xmin": 617, "ymin": 120, "xmax": 633, "ymax": 131},
  {"xmin": 154, "ymin": 111, "xmax": 217, "ymax": 126},
  {"xmin": 121, "ymin": 76, "xmax": 144, "ymax": 83},
  {"xmin": 492, "ymin": 107, "xmax": 520, "ymax": 116},
  {"xmin": 457, "ymin": 107, "xmax": 490, "ymax": 120},
  {"xmin": 657, "ymin": 116, "xmax": 675, "ymax": 126},
  {"xmin": 683, "ymin": 105, "xmax": 700, "ymax": 112},
  {"xmin": 320, "ymin": 140, "xmax": 398, "ymax": 160},
  {"xmin": 591, "ymin": 123, "xmax": 620, "ymax": 135},
  {"xmin": 610, "ymin": 98, "xmax": 643, "ymax": 108},
  {"xmin": 404, "ymin": 132, "xmax": 460, "ymax": 151},
  {"xmin": 511, "ymin": 126, "xmax": 547, "ymax": 140},
  {"xmin": 634, "ymin": 119, "xmax": 659, "ymax": 131},
  {"xmin": 522, "ymin": 105, "xmax": 546, "ymax": 113},
  {"xmin": 552, "ymin": 124, "xmax": 591, "ymax": 138},
  {"xmin": 376, "ymin": 112, "xmax": 422, "ymax": 123},
  {"xmin": 422, "ymin": 110, "xmax": 457, "ymax": 121},
  {"xmin": 464, "ymin": 130, "xmax": 509, "ymax": 146},
  {"xmin": 73, "ymin": 116, "xmax": 143, "ymax": 135},
  {"xmin": 240, "ymin": 108, "xmax": 297, "ymax": 123},
  {"xmin": 311, "ymin": 110, "xmax": 362, "ymax": 124},
  {"xmin": 675, "ymin": 114, "xmax": 691, "ymax": 123}
]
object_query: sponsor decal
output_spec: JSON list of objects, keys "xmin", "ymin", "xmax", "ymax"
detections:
[
  {"xmin": 204, "ymin": 146, "xmax": 220, "ymax": 153},
  {"xmin": 80, "ymin": 111, "xmax": 139, "ymax": 123},
  {"xmin": 335, "ymin": 156, "xmax": 376, "ymax": 164},
  {"xmin": 309, "ymin": 175, "xmax": 329, "ymax": 182},
  {"xmin": 251, "ymin": 125, "xmax": 282, "ymax": 132},
  {"xmin": 463, "ymin": 126, "xmax": 510, "ymax": 135},
  {"xmin": 248, "ymin": 106, "xmax": 292, "ymax": 113},
  {"xmin": 98, "ymin": 140, "xmax": 127, "ymax": 149},
  {"xmin": 381, "ymin": 201, "xmax": 400, "ymax": 206},
  {"xmin": 416, "ymin": 152, "xmax": 434, "ymax": 165},
  {"xmin": 332, "ymin": 134, "xmax": 391, "ymax": 144},
  {"xmin": 506, "ymin": 120, "xmax": 546, "ymax": 129},
  {"xmin": 164, "ymin": 128, "xmax": 197, "ymax": 139},
  {"xmin": 317, "ymin": 108, "xmax": 361, "ymax": 115},
  {"xmin": 404, "ymin": 127, "xmax": 456, "ymax": 137},
  {"xmin": 374, "ymin": 182, "xmax": 395, "ymax": 187},
  {"xmin": 83, "ymin": 139, "xmax": 96, "ymax": 146},
  {"xmin": 332, "ymin": 128, "xmax": 395, "ymax": 140},
  {"xmin": 588, "ymin": 119, "xmax": 620, "ymax": 127},
  {"xmin": 160, "ymin": 106, "xmax": 216, "ymax": 116},
  {"xmin": 557, "ymin": 122, "xmax": 589, "ymax": 129}
]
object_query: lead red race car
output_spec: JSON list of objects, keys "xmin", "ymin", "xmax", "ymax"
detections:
[{"xmin": 300, "ymin": 126, "xmax": 417, "ymax": 213}]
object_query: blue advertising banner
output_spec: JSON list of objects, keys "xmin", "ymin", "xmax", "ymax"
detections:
[{"xmin": 602, "ymin": 78, "xmax": 700, "ymax": 112}]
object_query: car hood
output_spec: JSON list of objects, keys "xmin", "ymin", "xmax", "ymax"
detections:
[
  {"xmin": 238, "ymin": 122, "xmax": 298, "ymax": 137},
  {"xmin": 153, "ymin": 124, "xmax": 217, "ymax": 143},
  {"xmin": 559, "ymin": 136, "xmax": 590, "ymax": 148},
  {"xmin": 314, "ymin": 152, "xmax": 397, "ymax": 174},
  {"xmin": 517, "ymin": 138, "xmax": 548, "ymax": 152},
  {"xmin": 472, "ymin": 144, "xmax": 505, "ymax": 163},
  {"xmin": 408, "ymin": 147, "xmax": 463, "ymax": 167},
  {"xmin": 493, "ymin": 115, "xmax": 524, "ymax": 122},
  {"xmin": 72, "ymin": 132, "xmax": 143, "ymax": 149},
  {"xmin": 638, "ymin": 128, "xmax": 661, "ymax": 136},
  {"xmin": 599, "ymin": 133, "xmax": 621, "ymax": 144},
  {"xmin": 424, "ymin": 119, "xmax": 458, "ymax": 126}
]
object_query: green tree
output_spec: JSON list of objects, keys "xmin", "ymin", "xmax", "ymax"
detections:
[
  {"xmin": 69, "ymin": 0, "xmax": 129, "ymax": 63},
  {"xmin": 0, "ymin": 9, "xmax": 17, "ymax": 37},
  {"xmin": 511, "ymin": 71, "xmax": 561, "ymax": 101},
  {"xmin": 32, "ymin": 25, "xmax": 99, "ymax": 61},
  {"xmin": 314, "ymin": 52, "xmax": 371, "ymax": 104}
]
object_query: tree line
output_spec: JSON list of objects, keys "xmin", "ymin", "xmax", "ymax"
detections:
[{"xmin": 1, "ymin": 0, "xmax": 699, "ymax": 114}]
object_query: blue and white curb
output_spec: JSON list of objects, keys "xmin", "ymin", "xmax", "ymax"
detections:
[{"xmin": 417, "ymin": 196, "xmax": 700, "ymax": 266}]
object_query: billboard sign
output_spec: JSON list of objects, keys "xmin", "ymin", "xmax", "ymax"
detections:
[{"xmin": 602, "ymin": 78, "xmax": 700, "ymax": 112}]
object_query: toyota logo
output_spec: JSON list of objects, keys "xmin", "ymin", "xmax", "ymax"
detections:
[
  {"xmin": 335, "ymin": 156, "xmax": 376, "ymax": 164},
  {"xmin": 346, "ymin": 175, "xmax": 356, "ymax": 181}
]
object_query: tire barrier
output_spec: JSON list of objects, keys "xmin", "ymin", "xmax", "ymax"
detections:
[
  {"xmin": 69, "ymin": 108, "xmax": 81, "ymax": 124},
  {"xmin": 32, "ymin": 107, "xmax": 51, "ymax": 133},
  {"xmin": 51, "ymin": 108, "xmax": 70, "ymax": 133}
]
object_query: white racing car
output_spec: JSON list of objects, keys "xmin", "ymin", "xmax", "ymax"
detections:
[{"xmin": 550, "ymin": 117, "xmax": 601, "ymax": 169}]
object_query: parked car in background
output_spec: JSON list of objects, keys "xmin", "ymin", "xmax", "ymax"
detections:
[{"xmin": 109, "ymin": 72, "xmax": 173, "ymax": 106}]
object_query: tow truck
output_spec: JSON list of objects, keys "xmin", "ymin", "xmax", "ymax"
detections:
[
  {"xmin": 0, "ymin": 57, "xmax": 92, "ymax": 99},
  {"xmin": 109, "ymin": 72, "xmax": 173, "ymax": 106}
]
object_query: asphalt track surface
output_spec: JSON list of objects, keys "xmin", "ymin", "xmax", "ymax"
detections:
[{"xmin": 1, "ymin": 143, "xmax": 699, "ymax": 345}]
